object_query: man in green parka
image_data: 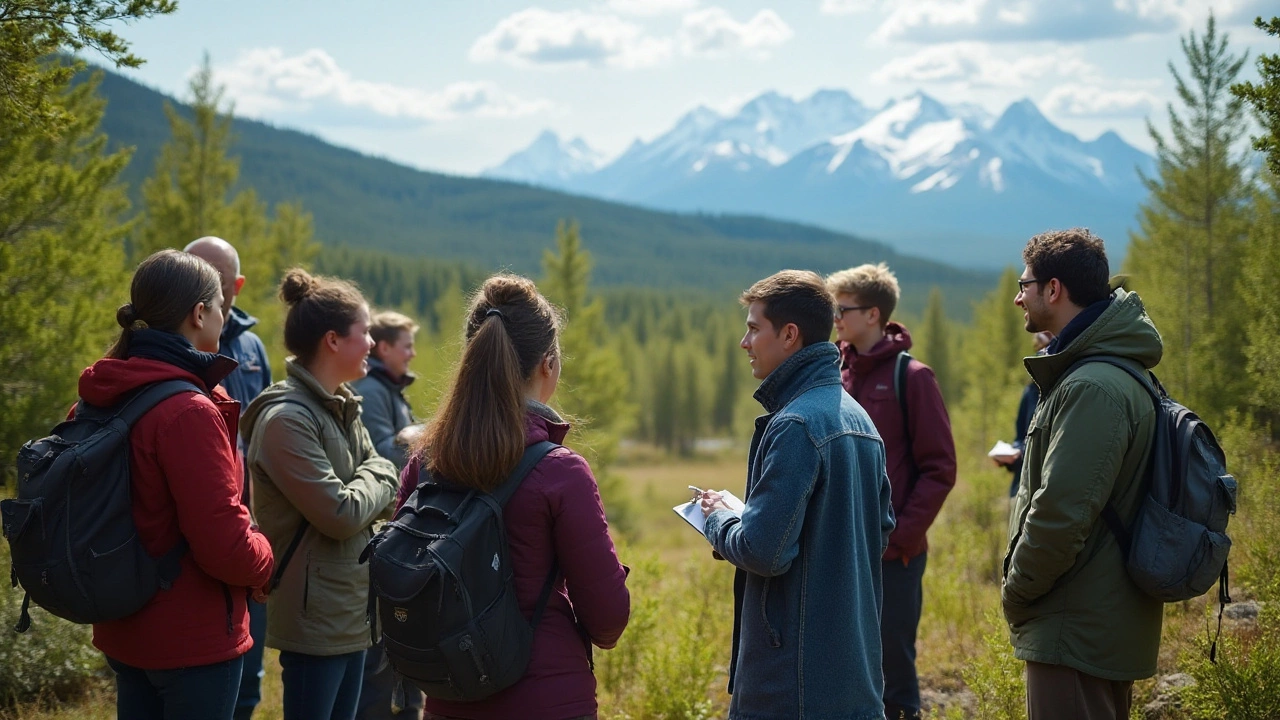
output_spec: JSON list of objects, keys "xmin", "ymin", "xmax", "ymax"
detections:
[{"xmin": 1003, "ymin": 228, "xmax": 1163, "ymax": 720}]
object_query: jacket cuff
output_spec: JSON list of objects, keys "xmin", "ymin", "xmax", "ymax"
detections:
[{"xmin": 703, "ymin": 509, "xmax": 738, "ymax": 548}]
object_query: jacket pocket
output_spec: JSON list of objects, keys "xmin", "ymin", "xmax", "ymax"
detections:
[
  {"xmin": 300, "ymin": 557, "xmax": 367, "ymax": 641},
  {"xmin": 759, "ymin": 578, "xmax": 782, "ymax": 648}
]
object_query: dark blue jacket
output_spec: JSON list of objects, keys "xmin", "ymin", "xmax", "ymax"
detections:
[
  {"xmin": 704, "ymin": 342, "xmax": 895, "ymax": 720},
  {"xmin": 349, "ymin": 357, "xmax": 417, "ymax": 470},
  {"xmin": 218, "ymin": 307, "xmax": 272, "ymax": 451}
]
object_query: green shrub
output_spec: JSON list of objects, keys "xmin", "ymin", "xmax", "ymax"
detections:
[
  {"xmin": 0, "ymin": 542, "xmax": 105, "ymax": 707},
  {"xmin": 1180, "ymin": 605, "xmax": 1280, "ymax": 719},
  {"xmin": 597, "ymin": 544, "xmax": 732, "ymax": 719},
  {"xmin": 961, "ymin": 611, "xmax": 1026, "ymax": 720}
]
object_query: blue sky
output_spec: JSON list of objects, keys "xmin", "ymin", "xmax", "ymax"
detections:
[{"xmin": 110, "ymin": 0, "xmax": 1276, "ymax": 175}]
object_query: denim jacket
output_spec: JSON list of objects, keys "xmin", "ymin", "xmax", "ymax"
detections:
[{"xmin": 705, "ymin": 342, "xmax": 895, "ymax": 720}]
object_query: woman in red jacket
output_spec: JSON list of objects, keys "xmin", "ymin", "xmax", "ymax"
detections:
[
  {"xmin": 80, "ymin": 249, "xmax": 275, "ymax": 720},
  {"xmin": 399, "ymin": 273, "xmax": 630, "ymax": 720}
]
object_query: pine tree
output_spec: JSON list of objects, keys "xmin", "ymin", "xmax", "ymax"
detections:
[
  {"xmin": 0, "ymin": 72, "xmax": 130, "ymax": 486},
  {"xmin": 1125, "ymin": 14, "xmax": 1252, "ymax": 423},
  {"xmin": 0, "ymin": 0, "xmax": 175, "ymax": 134},
  {"xmin": 916, "ymin": 287, "xmax": 955, "ymax": 403},
  {"xmin": 1240, "ymin": 173, "xmax": 1280, "ymax": 430},
  {"xmin": 541, "ymin": 221, "xmax": 635, "ymax": 472},
  {"xmin": 953, "ymin": 269, "xmax": 1026, "ymax": 455},
  {"xmin": 677, "ymin": 353, "xmax": 702, "ymax": 456},
  {"xmin": 1232, "ymin": 16, "xmax": 1280, "ymax": 177},
  {"xmin": 712, "ymin": 339, "xmax": 740, "ymax": 433},
  {"xmin": 652, "ymin": 348, "xmax": 679, "ymax": 452}
]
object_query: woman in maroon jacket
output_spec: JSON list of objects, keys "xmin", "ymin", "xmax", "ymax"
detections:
[
  {"xmin": 83, "ymin": 250, "xmax": 275, "ymax": 720},
  {"xmin": 398, "ymin": 273, "xmax": 630, "ymax": 720}
]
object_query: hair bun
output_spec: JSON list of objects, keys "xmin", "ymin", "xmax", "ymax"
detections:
[
  {"xmin": 279, "ymin": 268, "xmax": 317, "ymax": 305},
  {"xmin": 116, "ymin": 303, "xmax": 137, "ymax": 329}
]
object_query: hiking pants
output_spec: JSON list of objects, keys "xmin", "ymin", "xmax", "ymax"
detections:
[
  {"xmin": 1026, "ymin": 661, "xmax": 1133, "ymax": 720},
  {"xmin": 108, "ymin": 654, "xmax": 243, "ymax": 720},
  {"xmin": 232, "ymin": 598, "xmax": 268, "ymax": 720},
  {"xmin": 882, "ymin": 551, "xmax": 927, "ymax": 718},
  {"xmin": 280, "ymin": 649, "xmax": 366, "ymax": 720}
]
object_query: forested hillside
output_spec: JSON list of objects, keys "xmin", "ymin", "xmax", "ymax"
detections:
[{"xmin": 90, "ymin": 67, "xmax": 996, "ymax": 310}]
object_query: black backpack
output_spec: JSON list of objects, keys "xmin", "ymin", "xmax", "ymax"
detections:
[
  {"xmin": 1066, "ymin": 357, "xmax": 1236, "ymax": 605},
  {"xmin": 360, "ymin": 441, "xmax": 560, "ymax": 701},
  {"xmin": 1, "ymin": 380, "xmax": 198, "ymax": 632}
]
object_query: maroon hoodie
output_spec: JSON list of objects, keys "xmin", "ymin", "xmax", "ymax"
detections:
[
  {"xmin": 839, "ymin": 323, "xmax": 957, "ymax": 561},
  {"xmin": 78, "ymin": 357, "xmax": 274, "ymax": 669},
  {"xmin": 399, "ymin": 410, "xmax": 630, "ymax": 720}
]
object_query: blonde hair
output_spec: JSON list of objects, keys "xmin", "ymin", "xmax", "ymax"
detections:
[
  {"xmin": 826, "ymin": 263, "xmax": 900, "ymax": 327},
  {"xmin": 369, "ymin": 311, "xmax": 419, "ymax": 349}
]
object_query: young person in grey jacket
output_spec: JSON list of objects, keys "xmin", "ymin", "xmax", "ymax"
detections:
[
  {"xmin": 352, "ymin": 310, "xmax": 424, "ymax": 719},
  {"xmin": 698, "ymin": 270, "xmax": 895, "ymax": 720}
]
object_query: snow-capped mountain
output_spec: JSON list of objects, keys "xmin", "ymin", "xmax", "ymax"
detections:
[
  {"xmin": 483, "ymin": 89, "xmax": 1154, "ymax": 266},
  {"xmin": 481, "ymin": 130, "xmax": 607, "ymax": 186}
]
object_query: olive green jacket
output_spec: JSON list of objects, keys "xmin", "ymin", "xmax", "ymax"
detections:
[
  {"xmin": 1002, "ymin": 289, "xmax": 1165, "ymax": 681},
  {"xmin": 242, "ymin": 360, "xmax": 399, "ymax": 656}
]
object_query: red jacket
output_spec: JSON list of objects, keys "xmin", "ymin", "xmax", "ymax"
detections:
[
  {"xmin": 79, "ymin": 357, "xmax": 274, "ymax": 669},
  {"xmin": 399, "ymin": 410, "xmax": 630, "ymax": 720},
  {"xmin": 839, "ymin": 323, "xmax": 957, "ymax": 561}
]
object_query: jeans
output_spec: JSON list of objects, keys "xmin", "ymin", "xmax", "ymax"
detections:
[
  {"xmin": 356, "ymin": 645, "xmax": 424, "ymax": 719},
  {"xmin": 232, "ymin": 599, "xmax": 268, "ymax": 720},
  {"xmin": 279, "ymin": 650, "xmax": 366, "ymax": 720},
  {"xmin": 1026, "ymin": 661, "xmax": 1133, "ymax": 720},
  {"xmin": 108, "ymin": 654, "xmax": 243, "ymax": 720},
  {"xmin": 882, "ymin": 552, "xmax": 928, "ymax": 718}
]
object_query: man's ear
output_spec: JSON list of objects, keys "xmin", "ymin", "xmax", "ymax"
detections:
[
  {"xmin": 866, "ymin": 306, "xmax": 881, "ymax": 327},
  {"xmin": 234, "ymin": 276, "xmax": 246, "ymax": 296},
  {"xmin": 783, "ymin": 322, "xmax": 802, "ymax": 350}
]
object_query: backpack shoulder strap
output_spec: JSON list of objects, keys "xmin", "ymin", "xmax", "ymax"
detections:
[
  {"xmin": 1063, "ymin": 355, "xmax": 1161, "ymax": 407},
  {"xmin": 108, "ymin": 379, "xmax": 207, "ymax": 426},
  {"xmin": 894, "ymin": 351, "xmax": 914, "ymax": 462},
  {"xmin": 489, "ymin": 440, "xmax": 560, "ymax": 508}
]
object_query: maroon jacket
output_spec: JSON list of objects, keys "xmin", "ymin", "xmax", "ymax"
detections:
[
  {"xmin": 839, "ymin": 323, "xmax": 956, "ymax": 561},
  {"xmin": 399, "ymin": 409, "xmax": 630, "ymax": 720},
  {"xmin": 79, "ymin": 357, "xmax": 274, "ymax": 669}
]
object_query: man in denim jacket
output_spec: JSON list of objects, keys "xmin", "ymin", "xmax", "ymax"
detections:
[{"xmin": 701, "ymin": 270, "xmax": 895, "ymax": 720}]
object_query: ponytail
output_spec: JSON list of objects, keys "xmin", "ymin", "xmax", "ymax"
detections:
[{"xmin": 422, "ymin": 274, "xmax": 560, "ymax": 491}]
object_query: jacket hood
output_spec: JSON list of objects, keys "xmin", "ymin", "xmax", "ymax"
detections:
[
  {"xmin": 78, "ymin": 356, "xmax": 234, "ymax": 407},
  {"xmin": 754, "ymin": 342, "xmax": 842, "ymax": 413},
  {"xmin": 839, "ymin": 321, "xmax": 913, "ymax": 374},
  {"xmin": 1024, "ymin": 289, "xmax": 1163, "ymax": 392},
  {"xmin": 220, "ymin": 305, "xmax": 259, "ymax": 344},
  {"xmin": 241, "ymin": 358, "xmax": 362, "ymax": 438}
]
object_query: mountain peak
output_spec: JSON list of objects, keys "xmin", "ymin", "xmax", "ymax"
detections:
[{"xmin": 481, "ymin": 130, "xmax": 604, "ymax": 186}]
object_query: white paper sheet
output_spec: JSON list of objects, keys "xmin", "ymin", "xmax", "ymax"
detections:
[{"xmin": 673, "ymin": 490, "xmax": 745, "ymax": 535}]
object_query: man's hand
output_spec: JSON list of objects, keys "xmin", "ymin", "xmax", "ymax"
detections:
[
  {"xmin": 395, "ymin": 423, "xmax": 424, "ymax": 447},
  {"xmin": 991, "ymin": 449, "xmax": 1022, "ymax": 467},
  {"xmin": 700, "ymin": 490, "xmax": 730, "ymax": 518}
]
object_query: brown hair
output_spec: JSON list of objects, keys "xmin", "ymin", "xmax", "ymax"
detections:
[
  {"xmin": 419, "ymin": 274, "xmax": 561, "ymax": 491},
  {"xmin": 107, "ymin": 250, "xmax": 221, "ymax": 359},
  {"xmin": 369, "ymin": 311, "xmax": 420, "ymax": 354},
  {"xmin": 1022, "ymin": 228, "xmax": 1111, "ymax": 307},
  {"xmin": 280, "ymin": 268, "xmax": 368, "ymax": 365},
  {"xmin": 740, "ymin": 270, "xmax": 834, "ymax": 347},
  {"xmin": 825, "ymin": 262, "xmax": 900, "ymax": 328}
]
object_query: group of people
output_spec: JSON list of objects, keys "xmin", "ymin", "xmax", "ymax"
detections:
[{"xmin": 82, "ymin": 225, "xmax": 1163, "ymax": 720}]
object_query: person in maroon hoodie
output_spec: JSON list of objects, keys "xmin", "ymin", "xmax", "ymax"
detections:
[
  {"xmin": 827, "ymin": 263, "xmax": 957, "ymax": 720},
  {"xmin": 397, "ymin": 273, "xmax": 630, "ymax": 720},
  {"xmin": 81, "ymin": 249, "xmax": 275, "ymax": 720}
]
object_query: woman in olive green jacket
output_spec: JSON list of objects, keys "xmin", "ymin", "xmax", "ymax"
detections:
[{"xmin": 243, "ymin": 269, "xmax": 399, "ymax": 720}]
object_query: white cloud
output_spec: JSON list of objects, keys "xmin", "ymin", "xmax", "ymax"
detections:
[
  {"xmin": 607, "ymin": 0, "xmax": 700, "ymax": 16},
  {"xmin": 212, "ymin": 48, "xmax": 549, "ymax": 123},
  {"xmin": 872, "ymin": 43, "xmax": 1096, "ymax": 88},
  {"xmin": 469, "ymin": 8, "xmax": 673, "ymax": 68},
  {"xmin": 679, "ymin": 8, "xmax": 794, "ymax": 57},
  {"xmin": 819, "ymin": 0, "xmax": 877, "ymax": 15},
  {"xmin": 874, "ymin": 0, "xmax": 1182, "ymax": 43},
  {"xmin": 1043, "ymin": 83, "xmax": 1161, "ymax": 117}
]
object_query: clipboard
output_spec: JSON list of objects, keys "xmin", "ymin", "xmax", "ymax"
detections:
[{"xmin": 673, "ymin": 490, "xmax": 745, "ymax": 535}]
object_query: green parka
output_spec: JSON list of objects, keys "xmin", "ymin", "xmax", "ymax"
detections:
[
  {"xmin": 1002, "ymin": 289, "xmax": 1164, "ymax": 681},
  {"xmin": 242, "ymin": 360, "xmax": 399, "ymax": 656}
]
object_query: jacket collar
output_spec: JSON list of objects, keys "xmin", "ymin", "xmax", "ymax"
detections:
[
  {"xmin": 754, "ymin": 342, "xmax": 842, "ymax": 414},
  {"xmin": 366, "ymin": 356, "xmax": 417, "ymax": 390},
  {"xmin": 838, "ymin": 321, "xmax": 914, "ymax": 374},
  {"xmin": 1024, "ymin": 289, "xmax": 1163, "ymax": 393},
  {"xmin": 128, "ymin": 328, "xmax": 238, "ymax": 390},
  {"xmin": 285, "ymin": 357, "xmax": 362, "ymax": 426},
  {"xmin": 220, "ymin": 305, "xmax": 259, "ymax": 343},
  {"xmin": 525, "ymin": 400, "xmax": 570, "ymax": 445}
]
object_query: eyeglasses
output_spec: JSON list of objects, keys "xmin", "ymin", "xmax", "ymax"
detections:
[
  {"xmin": 835, "ymin": 304, "xmax": 872, "ymax": 318},
  {"xmin": 1016, "ymin": 278, "xmax": 1046, "ymax": 291}
]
